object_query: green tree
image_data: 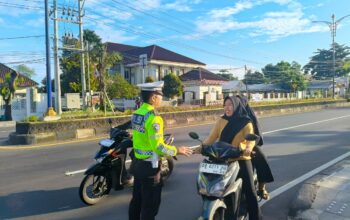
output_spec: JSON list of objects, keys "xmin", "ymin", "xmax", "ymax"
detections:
[
  {"xmin": 96, "ymin": 47, "xmax": 122, "ymax": 111},
  {"xmin": 342, "ymin": 59, "xmax": 350, "ymax": 73},
  {"xmin": 217, "ymin": 69, "xmax": 238, "ymax": 80},
  {"xmin": 38, "ymin": 76, "xmax": 54, "ymax": 93},
  {"xmin": 106, "ymin": 74, "xmax": 139, "ymax": 98},
  {"xmin": 0, "ymin": 71, "xmax": 18, "ymax": 120},
  {"xmin": 263, "ymin": 61, "xmax": 307, "ymax": 91},
  {"xmin": 243, "ymin": 70, "xmax": 265, "ymax": 84},
  {"xmin": 15, "ymin": 64, "xmax": 36, "ymax": 78},
  {"xmin": 163, "ymin": 73, "xmax": 183, "ymax": 98},
  {"xmin": 303, "ymin": 43, "xmax": 350, "ymax": 79}
]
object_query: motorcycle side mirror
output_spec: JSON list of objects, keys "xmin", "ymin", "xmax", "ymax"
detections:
[
  {"xmin": 245, "ymin": 133, "xmax": 260, "ymax": 141},
  {"xmin": 188, "ymin": 132, "xmax": 199, "ymax": 140}
]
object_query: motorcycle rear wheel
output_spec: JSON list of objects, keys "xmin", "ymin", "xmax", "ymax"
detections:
[{"xmin": 79, "ymin": 174, "xmax": 111, "ymax": 205}]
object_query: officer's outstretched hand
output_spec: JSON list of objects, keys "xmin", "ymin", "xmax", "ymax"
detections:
[{"xmin": 177, "ymin": 146, "xmax": 193, "ymax": 157}]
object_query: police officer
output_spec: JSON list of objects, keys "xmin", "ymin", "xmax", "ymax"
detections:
[{"xmin": 129, "ymin": 81, "xmax": 192, "ymax": 220}]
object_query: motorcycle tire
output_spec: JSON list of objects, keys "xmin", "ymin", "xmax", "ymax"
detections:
[
  {"xmin": 160, "ymin": 157, "xmax": 174, "ymax": 182},
  {"xmin": 79, "ymin": 174, "xmax": 111, "ymax": 205}
]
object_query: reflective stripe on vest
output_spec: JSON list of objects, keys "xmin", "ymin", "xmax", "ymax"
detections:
[
  {"xmin": 135, "ymin": 149, "xmax": 153, "ymax": 156},
  {"xmin": 157, "ymin": 144, "xmax": 176, "ymax": 156}
]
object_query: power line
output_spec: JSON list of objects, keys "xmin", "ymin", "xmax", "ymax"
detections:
[
  {"xmin": 0, "ymin": 35, "xmax": 45, "ymax": 40},
  {"xmin": 100, "ymin": 0, "xmax": 285, "ymax": 62},
  {"xmin": 85, "ymin": 13, "xmax": 265, "ymax": 65},
  {"xmin": 118, "ymin": 0, "xmax": 286, "ymax": 61},
  {"xmin": 0, "ymin": 2, "xmax": 43, "ymax": 10}
]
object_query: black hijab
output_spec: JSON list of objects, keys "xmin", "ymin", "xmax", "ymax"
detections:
[
  {"xmin": 219, "ymin": 96, "xmax": 251, "ymax": 144},
  {"xmin": 236, "ymin": 95, "xmax": 264, "ymax": 146}
]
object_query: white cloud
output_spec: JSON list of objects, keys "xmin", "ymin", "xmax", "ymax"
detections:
[
  {"xmin": 191, "ymin": 0, "xmax": 328, "ymax": 41},
  {"xmin": 128, "ymin": 0, "xmax": 161, "ymax": 11},
  {"xmin": 164, "ymin": 1, "xmax": 192, "ymax": 12},
  {"xmin": 164, "ymin": 0, "xmax": 203, "ymax": 12},
  {"xmin": 94, "ymin": 23, "xmax": 137, "ymax": 43},
  {"xmin": 99, "ymin": 8, "xmax": 133, "ymax": 21},
  {"xmin": 208, "ymin": 2, "xmax": 254, "ymax": 19}
]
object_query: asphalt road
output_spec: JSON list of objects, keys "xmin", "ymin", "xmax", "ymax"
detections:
[{"xmin": 1, "ymin": 107, "xmax": 350, "ymax": 220}]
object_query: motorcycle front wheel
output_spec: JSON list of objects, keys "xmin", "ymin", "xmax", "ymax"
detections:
[
  {"xmin": 212, "ymin": 207, "xmax": 225, "ymax": 220},
  {"xmin": 79, "ymin": 174, "xmax": 111, "ymax": 205}
]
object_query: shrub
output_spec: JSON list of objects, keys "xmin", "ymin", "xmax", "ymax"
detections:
[{"xmin": 23, "ymin": 115, "xmax": 39, "ymax": 122}]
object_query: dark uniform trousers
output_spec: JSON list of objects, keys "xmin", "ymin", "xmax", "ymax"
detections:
[{"xmin": 129, "ymin": 158, "xmax": 162, "ymax": 220}]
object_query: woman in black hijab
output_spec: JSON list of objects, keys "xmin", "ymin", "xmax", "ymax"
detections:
[
  {"xmin": 236, "ymin": 95, "xmax": 274, "ymax": 200},
  {"xmin": 203, "ymin": 96, "xmax": 262, "ymax": 220}
]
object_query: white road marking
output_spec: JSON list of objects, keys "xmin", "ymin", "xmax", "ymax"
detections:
[
  {"xmin": 65, "ymin": 159, "xmax": 132, "ymax": 176},
  {"xmin": 65, "ymin": 114, "xmax": 350, "ymax": 176},
  {"xmin": 0, "ymin": 130, "xmax": 14, "ymax": 133},
  {"xmin": 262, "ymin": 114, "xmax": 350, "ymax": 134},
  {"xmin": 260, "ymin": 151, "xmax": 350, "ymax": 206}
]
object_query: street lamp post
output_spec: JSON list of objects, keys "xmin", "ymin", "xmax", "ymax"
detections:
[{"xmin": 313, "ymin": 14, "xmax": 350, "ymax": 99}]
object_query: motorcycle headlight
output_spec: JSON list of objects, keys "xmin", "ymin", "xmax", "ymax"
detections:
[
  {"xmin": 208, "ymin": 181, "xmax": 226, "ymax": 196},
  {"xmin": 198, "ymin": 172, "xmax": 232, "ymax": 197}
]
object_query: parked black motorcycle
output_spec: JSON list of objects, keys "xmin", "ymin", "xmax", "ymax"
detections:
[
  {"xmin": 79, "ymin": 120, "xmax": 175, "ymax": 205},
  {"xmin": 189, "ymin": 132, "xmax": 259, "ymax": 220}
]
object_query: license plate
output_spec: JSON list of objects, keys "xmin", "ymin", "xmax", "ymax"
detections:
[{"xmin": 199, "ymin": 162, "xmax": 228, "ymax": 175}]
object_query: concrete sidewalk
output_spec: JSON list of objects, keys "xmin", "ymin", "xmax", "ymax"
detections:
[{"xmin": 290, "ymin": 156, "xmax": 350, "ymax": 220}]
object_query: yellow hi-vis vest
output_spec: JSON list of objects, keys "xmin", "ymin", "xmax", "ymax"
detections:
[{"xmin": 131, "ymin": 103, "xmax": 177, "ymax": 159}]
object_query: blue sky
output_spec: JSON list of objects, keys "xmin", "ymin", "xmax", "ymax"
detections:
[{"xmin": 1, "ymin": 0, "xmax": 349, "ymax": 83}]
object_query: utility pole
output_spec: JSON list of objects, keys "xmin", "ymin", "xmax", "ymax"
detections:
[
  {"xmin": 58, "ymin": 0, "xmax": 86, "ymax": 110},
  {"xmin": 53, "ymin": 0, "xmax": 62, "ymax": 114},
  {"xmin": 313, "ymin": 14, "xmax": 350, "ymax": 99},
  {"xmin": 86, "ymin": 41, "xmax": 92, "ymax": 108},
  {"xmin": 78, "ymin": 0, "xmax": 86, "ymax": 109},
  {"xmin": 244, "ymin": 65, "xmax": 249, "ymax": 99},
  {"xmin": 44, "ymin": 0, "xmax": 56, "ymax": 116}
]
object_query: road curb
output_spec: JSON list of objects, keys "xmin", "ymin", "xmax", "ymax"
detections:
[
  {"xmin": 288, "ymin": 156, "xmax": 350, "ymax": 219},
  {"xmin": 288, "ymin": 177, "xmax": 321, "ymax": 217},
  {"xmin": 0, "ymin": 121, "xmax": 15, "ymax": 128}
]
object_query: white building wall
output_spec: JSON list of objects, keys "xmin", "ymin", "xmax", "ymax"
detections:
[{"xmin": 183, "ymin": 86, "xmax": 200, "ymax": 102}]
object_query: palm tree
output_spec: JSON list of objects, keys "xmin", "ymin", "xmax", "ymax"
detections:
[{"xmin": 0, "ymin": 71, "xmax": 18, "ymax": 121}]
